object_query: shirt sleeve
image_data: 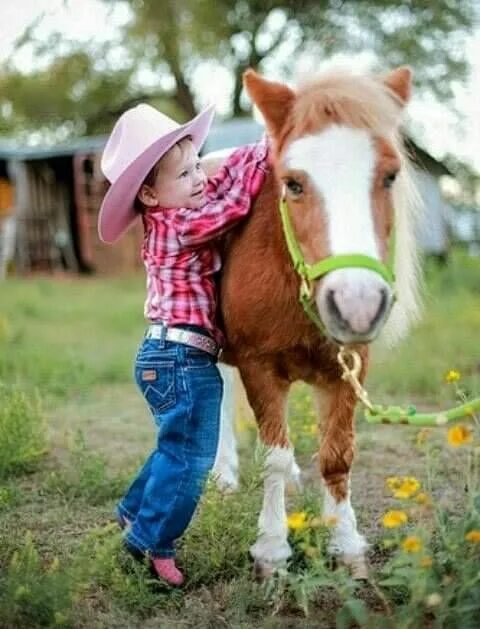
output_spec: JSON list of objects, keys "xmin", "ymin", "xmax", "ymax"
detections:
[{"xmin": 175, "ymin": 138, "xmax": 269, "ymax": 247}]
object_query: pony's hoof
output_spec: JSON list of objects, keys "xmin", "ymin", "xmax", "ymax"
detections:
[
  {"xmin": 252, "ymin": 559, "xmax": 275, "ymax": 581},
  {"xmin": 340, "ymin": 553, "xmax": 369, "ymax": 580}
]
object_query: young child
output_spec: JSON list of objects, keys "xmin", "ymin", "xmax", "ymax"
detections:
[{"xmin": 98, "ymin": 103, "xmax": 268, "ymax": 586}]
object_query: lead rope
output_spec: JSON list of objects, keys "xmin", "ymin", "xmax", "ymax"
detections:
[{"xmin": 337, "ymin": 346, "xmax": 480, "ymax": 426}]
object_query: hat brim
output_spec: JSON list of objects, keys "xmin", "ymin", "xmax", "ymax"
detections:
[{"xmin": 98, "ymin": 104, "xmax": 215, "ymax": 244}]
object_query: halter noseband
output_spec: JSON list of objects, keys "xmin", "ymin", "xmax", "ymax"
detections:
[{"xmin": 279, "ymin": 188, "xmax": 395, "ymax": 334}]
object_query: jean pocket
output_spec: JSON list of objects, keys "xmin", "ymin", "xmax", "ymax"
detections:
[{"xmin": 136, "ymin": 361, "xmax": 176, "ymax": 412}]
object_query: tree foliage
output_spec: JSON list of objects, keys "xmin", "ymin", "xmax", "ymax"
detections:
[{"xmin": 0, "ymin": 0, "xmax": 475, "ymax": 137}]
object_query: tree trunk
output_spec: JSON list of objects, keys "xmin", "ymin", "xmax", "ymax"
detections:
[
  {"xmin": 232, "ymin": 64, "xmax": 250, "ymax": 117},
  {"xmin": 173, "ymin": 71, "xmax": 197, "ymax": 119}
]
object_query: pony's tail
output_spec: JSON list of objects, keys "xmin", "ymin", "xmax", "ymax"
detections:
[{"xmin": 379, "ymin": 149, "xmax": 424, "ymax": 347}]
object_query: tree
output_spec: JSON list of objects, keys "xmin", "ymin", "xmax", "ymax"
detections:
[
  {"xmin": 0, "ymin": 0, "xmax": 476, "ymax": 136},
  {"xmin": 105, "ymin": 0, "xmax": 475, "ymax": 115}
]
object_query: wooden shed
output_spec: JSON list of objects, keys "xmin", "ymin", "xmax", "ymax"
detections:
[{"xmin": 0, "ymin": 138, "xmax": 143, "ymax": 275}]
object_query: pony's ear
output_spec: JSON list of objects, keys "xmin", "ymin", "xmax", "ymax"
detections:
[
  {"xmin": 383, "ymin": 66, "xmax": 413, "ymax": 106},
  {"xmin": 243, "ymin": 69, "xmax": 295, "ymax": 137}
]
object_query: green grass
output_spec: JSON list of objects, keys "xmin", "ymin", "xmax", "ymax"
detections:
[
  {"xmin": 0, "ymin": 276, "xmax": 144, "ymax": 397},
  {"xmin": 0, "ymin": 385, "xmax": 47, "ymax": 478},
  {"xmin": 0, "ymin": 249, "xmax": 479, "ymax": 627},
  {"xmin": 368, "ymin": 252, "xmax": 480, "ymax": 403}
]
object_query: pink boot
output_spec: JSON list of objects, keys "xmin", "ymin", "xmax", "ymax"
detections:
[{"xmin": 151, "ymin": 558, "xmax": 184, "ymax": 586}]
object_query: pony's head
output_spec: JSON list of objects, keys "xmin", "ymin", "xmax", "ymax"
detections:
[{"xmin": 244, "ymin": 67, "xmax": 421, "ymax": 345}]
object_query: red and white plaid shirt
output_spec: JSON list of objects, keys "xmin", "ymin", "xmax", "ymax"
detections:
[{"xmin": 142, "ymin": 137, "xmax": 269, "ymax": 344}]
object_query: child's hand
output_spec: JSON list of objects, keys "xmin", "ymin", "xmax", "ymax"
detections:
[{"xmin": 244, "ymin": 160, "xmax": 268, "ymax": 198}]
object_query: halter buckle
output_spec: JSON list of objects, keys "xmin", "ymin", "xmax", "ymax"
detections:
[{"xmin": 300, "ymin": 276, "xmax": 314, "ymax": 301}]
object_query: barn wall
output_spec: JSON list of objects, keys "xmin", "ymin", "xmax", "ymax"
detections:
[{"xmin": 73, "ymin": 152, "xmax": 143, "ymax": 275}]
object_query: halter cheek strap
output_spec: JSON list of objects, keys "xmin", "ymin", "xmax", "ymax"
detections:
[{"xmin": 279, "ymin": 191, "xmax": 396, "ymax": 333}]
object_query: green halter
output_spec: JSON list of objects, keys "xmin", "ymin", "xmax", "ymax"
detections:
[{"xmin": 278, "ymin": 192, "xmax": 395, "ymax": 333}]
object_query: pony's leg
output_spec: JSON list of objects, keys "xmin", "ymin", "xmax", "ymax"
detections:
[
  {"xmin": 239, "ymin": 361, "xmax": 294, "ymax": 578},
  {"xmin": 212, "ymin": 364, "xmax": 239, "ymax": 492},
  {"xmin": 316, "ymin": 382, "xmax": 368, "ymax": 579}
]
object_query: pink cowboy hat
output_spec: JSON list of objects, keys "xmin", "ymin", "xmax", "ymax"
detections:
[{"xmin": 98, "ymin": 103, "xmax": 215, "ymax": 243}]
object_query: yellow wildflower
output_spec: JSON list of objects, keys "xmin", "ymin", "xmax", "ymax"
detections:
[
  {"xmin": 386, "ymin": 476, "xmax": 420, "ymax": 499},
  {"xmin": 382, "ymin": 510, "xmax": 408, "ymax": 528},
  {"xmin": 415, "ymin": 492, "xmax": 431, "ymax": 506},
  {"xmin": 386, "ymin": 476, "xmax": 401, "ymax": 490},
  {"xmin": 447, "ymin": 424, "xmax": 473, "ymax": 447},
  {"xmin": 394, "ymin": 477, "xmax": 421, "ymax": 499},
  {"xmin": 286, "ymin": 511, "xmax": 308, "ymax": 531},
  {"xmin": 465, "ymin": 530, "xmax": 480, "ymax": 544},
  {"xmin": 420, "ymin": 556, "xmax": 433, "ymax": 568},
  {"xmin": 445, "ymin": 369, "xmax": 460, "ymax": 383},
  {"xmin": 401, "ymin": 536, "xmax": 422, "ymax": 553}
]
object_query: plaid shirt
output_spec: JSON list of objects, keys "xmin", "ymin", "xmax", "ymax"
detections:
[{"xmin": 142, "ymin": 137, "xmax": 269, "ymax": 344}]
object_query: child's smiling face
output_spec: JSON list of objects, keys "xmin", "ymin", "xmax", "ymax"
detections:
[{"xmin": 137, "ymin": 137, "xmax": 207, "ymax": 211}]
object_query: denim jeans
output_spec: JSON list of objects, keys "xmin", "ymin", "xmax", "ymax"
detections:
[{"xmin": 118, "ymin": 330, "xmax": 223, "ymax": 558}]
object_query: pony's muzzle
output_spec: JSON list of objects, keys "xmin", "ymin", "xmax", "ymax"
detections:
[{"xmin": 316, "ymin": 268, "xmax": 394, "ymax": 343}]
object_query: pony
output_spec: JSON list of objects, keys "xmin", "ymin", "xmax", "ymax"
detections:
[{"xmin": 207, "ymin": 65, "xmax": 421, "ymax": 578}]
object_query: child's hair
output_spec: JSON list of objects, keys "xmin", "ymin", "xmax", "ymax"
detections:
[{"xmin": 135, "ymin": 135, "xmax": 194, "ymax": 214}]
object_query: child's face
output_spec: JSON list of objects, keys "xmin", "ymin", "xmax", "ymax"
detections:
[{"xmin": 138, "ymin": 139, "xmax": 207, "ymax": 210}]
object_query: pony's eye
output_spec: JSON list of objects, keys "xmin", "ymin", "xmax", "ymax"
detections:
[
  {"xmin": 383, "ymin": 172, "xmax": 398, "ymax": 189},
  {"xmin": 286, "ymin": 179, "xmax": 303, "ymax": 195}
]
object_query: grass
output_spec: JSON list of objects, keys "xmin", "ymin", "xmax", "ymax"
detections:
[{"xmin": 0, "ymin": 249, "xmax": 479, "ymax": 627}]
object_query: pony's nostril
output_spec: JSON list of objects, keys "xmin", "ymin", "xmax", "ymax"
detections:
[
  {"xmin": 326, "ymin": 289, "xmax": 338, "ymax": 315},
  {"xmin": 371, "ymin": 287, "xmax": 389, "ymax": 328},
  {"xmin": 326, "ymin": 289, "xmax": 349, "ymax": 330}
]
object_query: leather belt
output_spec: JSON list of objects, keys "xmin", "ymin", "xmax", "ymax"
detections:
[{"xmin": 145, "ymin": 324, "xmax": 220, "ymax": 357}]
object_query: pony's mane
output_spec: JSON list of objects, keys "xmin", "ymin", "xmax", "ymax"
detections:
[
  {"xmin": 293, "ymin": 70, "xmax": 405, "ymax": 138},
  {"xmin": 288, "ymin": 69, "xmax": 423, "ymax": 345}
]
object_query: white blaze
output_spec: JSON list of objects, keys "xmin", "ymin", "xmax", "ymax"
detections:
[{"xmin": 285, "ymin": 126, "xmax": 379, "ymax": 259}]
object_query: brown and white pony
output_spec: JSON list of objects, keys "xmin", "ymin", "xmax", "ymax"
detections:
[{"xmin": 208, "ymin": 66, "xmax": 421, "ymax": 577}]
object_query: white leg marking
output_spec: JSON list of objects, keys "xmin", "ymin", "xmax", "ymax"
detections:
[
  {"xmin": 323, "ymin": 485, "xmax": 367, "ymax": 557},
  {"xmin": 250, "ymin": 446, "xmax": 294, "ymax": 565},
  {"xmin": 288, "ymin": 457, "xmax": 303, "ymax": 491},
  {"xmin": 213, "ymin": 364, "xmax": 239, "ymax": 491}
]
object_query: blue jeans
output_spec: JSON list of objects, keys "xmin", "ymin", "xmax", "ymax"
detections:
[{"xmin": 117, "ymin": 331, "xmax": 223, "ymax": 558}]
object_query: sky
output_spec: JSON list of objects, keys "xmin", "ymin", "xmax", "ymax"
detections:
[{"xmin": 1, "ymin": 0, "xmax": 479, "ymax": 172}]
